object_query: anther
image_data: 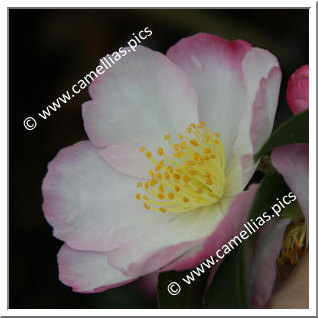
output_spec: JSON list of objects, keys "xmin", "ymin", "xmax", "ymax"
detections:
[
  {"xmin": 183, "ymin": 175, "xmax": 190, "ymax": 183},
  {"xmin": 157, "ymin": 147, "xmax": 164, "ymax": 156},
  {"xmin": 190, "ymin": 139, "xmax": 199, "ymax": 146},
  {"xmin": 180, "ymin": 141, "xmax": 187, "ymax": 149},
  {"xmin": 143, "ymin": 202, "xmax": 151, "ymax": 210},
  {"xmin": 206, "ymin": 179, "xmax": 213, "ymax": 185}
]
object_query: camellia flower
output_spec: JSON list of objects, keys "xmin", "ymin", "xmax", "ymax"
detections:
[
  {"xmin": 250, "ymin": 143, "xmax": 309, "ymax": 309},
  {"xmin": 286, "ymin": 65, "xmax": 309, "ymax": 114},
  {"xmin": 42, "ymin": 33, "xmax": 282, "ymax": 293},
  {"xmin": 249, "ymin": 66, "xmax": 309, "ymax": 308},
  {"xmin": 274, "ymin": 67, "xmax": 309, "ymax": 273}
]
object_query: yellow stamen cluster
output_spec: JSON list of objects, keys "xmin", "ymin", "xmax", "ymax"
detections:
[
  {"xmin": 277, "ymin": 221, "xmax": 306, "ymax": 269},
  {"xmin": 135, "ymin": 122, "xmax": 226, "ymax": 213}
]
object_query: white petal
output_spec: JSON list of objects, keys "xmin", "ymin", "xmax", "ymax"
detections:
[
  {"xmin": 233, "ymin": 48, "xmax": 281, "ymax": 186},
  {"xmin": 42, "ymin": 140, "xmax": 173, "ymax": 252},
  {"xmin": 166, "ymin": 33, "xmax": 252, "ymax": 161},
  {"xmin": 82, "ymin": 45, "xmax": 199, "ymax": 178},
  {"xmin": 107, "ymin": 198, "xmax": 233, "ymax": 277},
  {"xmin": 43, "ymin": 140, "xmax": 232, "ymax": 265},
  {"xmin": 58, "ymin": 244, "xmax": 135, "ymax": 293}
]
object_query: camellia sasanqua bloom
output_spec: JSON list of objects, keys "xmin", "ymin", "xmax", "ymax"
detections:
[
  {"xmin": 276, "ymin": 64, "xmax": 309, "ymax": 256},
  {"xmin": 251, "ymin": 143, "xmax": 309, "ymax": 308},
  {"xmin": 42, "ymin": 33, "xmax": 282, "ymax": 293},
  {"xmin": 249, "ymin": 66, "xmax": 309, "ymax": 308},
  {"xmin": 273, "ymin": 65, "xmax": 309, "ymax": 277}
]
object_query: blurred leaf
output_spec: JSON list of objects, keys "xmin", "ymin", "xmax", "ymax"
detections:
[
  {"xmin": 203, "ymin": 243, "xmax": 251, "ymax": 308},
  {"xmin": 254, "ymin": 109, "xmax": 309, "ymax": 161},
  {"xmin": 157, "ymin": 269, "xmax": 208, "ymax": 308},
  {"xmin": 281, "ymin": 201, "xmax": 304, "ymax": 222},
  {"xmin": 248, "ymin": 174, "xmax": 290, "ymax": 220}
]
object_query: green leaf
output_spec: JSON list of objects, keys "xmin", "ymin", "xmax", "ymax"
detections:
[
  {"xmin": 281, "ymin": 201, "xmax": 304, "ymax": 223},
  {"xmin": 203, "ymin": 243, "xmax": 251, "ymax": 308},
  {"xmin": 254, "ymin": 109, "xmax": 308, "ymax": 161},
  {"xmin": 157, "ymin": 269, "xmax": 208, "ymax": 308},
  {"xmin": 248, "ymin": 174, "xmax": 290, "ymax": 221}
]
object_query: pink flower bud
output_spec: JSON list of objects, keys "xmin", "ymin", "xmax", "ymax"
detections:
[{"xmin": 286, "ymin": 65, "xmax": 309, "ymax": 114}]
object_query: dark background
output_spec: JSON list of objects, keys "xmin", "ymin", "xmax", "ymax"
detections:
[{"xmin": 9, "ymin": 9, "xmax": 309, "ymax": 309}]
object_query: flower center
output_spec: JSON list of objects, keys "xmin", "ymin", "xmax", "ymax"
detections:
[
  {"xmin": 135, "ymin": 122, "xmax": 226, "ymax": 213},
  {"xmin": 277, "ymin": 221, "xmax": 306, "ymax": 275}
]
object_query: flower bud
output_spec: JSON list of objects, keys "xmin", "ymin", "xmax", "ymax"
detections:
[{"xmin": 286, "ymin": 65, "xmax": 309, "ymax": 114}]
